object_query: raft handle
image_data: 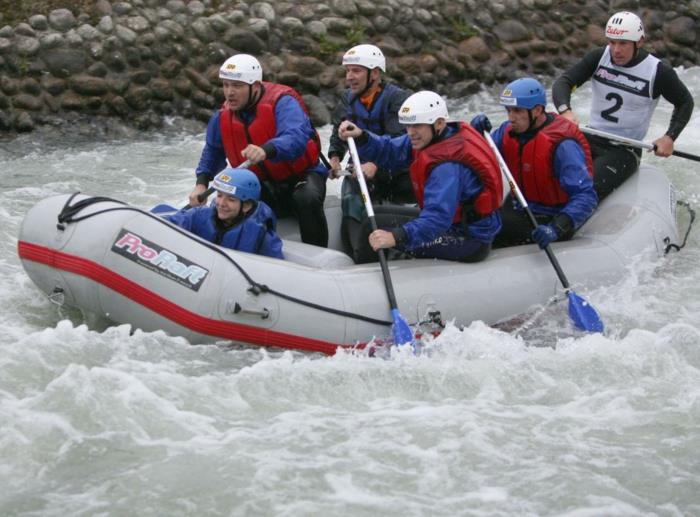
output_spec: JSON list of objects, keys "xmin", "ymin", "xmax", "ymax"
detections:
[{"xmin": 233, "ymin": 302, "xmax": 270, "ymax": 319}]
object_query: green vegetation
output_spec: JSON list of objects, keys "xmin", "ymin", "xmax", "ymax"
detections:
[
  {"xmin": 452, "ymin": 17, "xmax": 478, "ymax": 39},
  {"xmin": 344, "ymin": 19, "xmax": 365, "ymax": 46}
]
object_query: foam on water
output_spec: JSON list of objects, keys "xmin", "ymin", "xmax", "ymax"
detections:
[{"xmin": 2, "ymin": 69, "xmax": 700, "ymax": 516}]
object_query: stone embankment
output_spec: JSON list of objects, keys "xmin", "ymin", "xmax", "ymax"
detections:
[{"xmin": 0, "ymin": 0, "xmax": 698, "ymax": 134}]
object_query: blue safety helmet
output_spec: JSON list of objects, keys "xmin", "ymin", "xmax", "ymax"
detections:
[
  {"xmin": 211, "ymin": 167, "xmax": 261, "ymax": 201},
  {"xmin": 499, "ymin": 78, "xmax": 547, "ymax": 110}
]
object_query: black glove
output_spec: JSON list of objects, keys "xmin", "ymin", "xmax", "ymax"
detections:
[{"xmin": 470, "ymin": 114, "xmax": 492, "ymax": 135}]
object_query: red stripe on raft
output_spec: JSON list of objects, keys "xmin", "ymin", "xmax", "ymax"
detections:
[{"xmin": 18, "ymin": 241, "xmax": 352, "ymax": 355}]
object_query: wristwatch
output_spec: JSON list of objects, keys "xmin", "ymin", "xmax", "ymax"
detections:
[{"xmin": 557, "ymin": 104, "xmax": 570, "ymax": 114}]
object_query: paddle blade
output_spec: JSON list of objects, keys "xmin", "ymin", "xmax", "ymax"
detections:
[
  {"xmin": 567, "ymin": 291, "xmax": 604, "ymax": 333},
  {"xmin": 150, "ymin": 203, "xmax": 178, "ymax": 215},
  {"xmin": 391, "ymin": 308, "xmax": 414, "ymax": 346}
]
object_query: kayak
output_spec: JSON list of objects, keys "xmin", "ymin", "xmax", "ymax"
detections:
[{"xmin": 17, "ymin": 164, "xmax": 684, "ymax": 354}]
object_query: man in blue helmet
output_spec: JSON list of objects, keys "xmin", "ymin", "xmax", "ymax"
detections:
[
  {"xmin": 471, "ymin": 77, "xmax": 598, "ymax": 249},
  {"xmin": 169, "ymin": 167, "xmax": 284, "ymax": 259}
]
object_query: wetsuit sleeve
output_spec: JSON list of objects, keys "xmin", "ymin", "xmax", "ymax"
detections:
[
  {"xmin": 553, "ymin": 140, "xmax": 598, "ymax": 230},
  {"xmin": 552, "ymin": 48, "xmax": 606, "ymax": 109},
  {"xmin": 653, "ymin": 61, "xmax": 694, "ymax": 141},
  {"xmin": 262, "ymin": 95, "xmax": 317, "ymax": 161},
  {"xmin": 357, "ymin": 131, "xmax": 413, "ymax": 171},
  {"xmin": 328, "ymin": 93, "xmax": 351, "ymax": 160},
  {"xmin": 195, "ymin": 112, "xmax": 228, "ymax": 184}
]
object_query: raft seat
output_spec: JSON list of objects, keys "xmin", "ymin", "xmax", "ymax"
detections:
[{"xmin": 282, "ymin": 239, "xmax": 355, "ymax": 269}]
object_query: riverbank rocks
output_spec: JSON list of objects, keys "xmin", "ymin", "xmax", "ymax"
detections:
[{"xmin": 0, "ymin": 0, "xmax": 698, "ymax": 135}]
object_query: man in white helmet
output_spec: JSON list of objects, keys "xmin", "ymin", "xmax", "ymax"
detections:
[
  {"xmin": 328, "ymin": 44, "xmax": 414, "ymax": 262},
  {"xmin": 189, "ymin": 53, "xmax": 329, "ymax": 247},
  {"xmin": 338, "ymin": 91, "xmax": 503, "ymax": 263},
  {"xmin": 552, "ymin": 11, "xmax": 694, "ymax": 200}
]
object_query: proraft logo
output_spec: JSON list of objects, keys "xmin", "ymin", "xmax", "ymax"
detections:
[
  {"xmin": 112, "ymin": 229, "xmax": 209, "ymax": 291},
  {"xmin": 594, "ymin": 66, "xmax": 651, "ymax": 97}
]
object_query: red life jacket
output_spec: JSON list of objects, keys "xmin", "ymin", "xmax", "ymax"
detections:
[
  {"xmin": 409, "ymin": 122, "xmax": 503, "ymax": 223},
  {"xmin": 219, "ymin": 82, "xmax": 321, "ymax": 181},
  {"xmin": 501, "ymin": 115, "xmax": 593, "ymax": 205}
]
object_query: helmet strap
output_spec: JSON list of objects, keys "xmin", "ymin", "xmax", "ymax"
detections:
[{"xmin": 241, "ymin": 83, "xmax": 262, "ymax": 112}]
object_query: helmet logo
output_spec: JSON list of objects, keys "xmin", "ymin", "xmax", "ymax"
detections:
[
  {"xmin": 400, "ymin": 107, "xmax": 410, "ymax": 113},
  {"xmin": 219, "ymin": 174, "xmax": 231, "ymax": 182},
  {"xmin": 226, "ymin": 64, "xmax": 236, "ymax": 70},
  {"xmin": 606, "ymin": 27, "xmax": 629, "ymax": 36}
]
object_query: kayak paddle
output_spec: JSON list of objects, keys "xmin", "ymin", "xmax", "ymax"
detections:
[
  {"xmin": 484, "ymin": 131, "xmax": 604, "ymax": 333},
  {"xmin": 347, "ymin": 135, "xmax": 414, "ymax": 346}
]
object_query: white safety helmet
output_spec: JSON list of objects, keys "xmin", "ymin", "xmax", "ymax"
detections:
[
  {"xmin": 219, "ymin": 54, "xmax": 263, "ymax": 84},
  {"xmin": 398, "ymin": 91, "xmax": 449, "ymax": 125},
  {"xmin": 605, "ymin": 11, "xmax": 645, "ymax": 42},
  {"xmin": 342, "ymin": 44, "xmax": 386, "ymax": 72}
]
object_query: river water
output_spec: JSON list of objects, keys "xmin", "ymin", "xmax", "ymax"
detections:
[{"xmin": 2, "ymin": 69, "xmax": 700, "ymax": 516}]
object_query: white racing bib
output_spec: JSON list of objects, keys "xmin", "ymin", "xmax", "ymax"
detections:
[{"xmin": 590, "ymin": 47, "xmax": 659, "ymax": 140}]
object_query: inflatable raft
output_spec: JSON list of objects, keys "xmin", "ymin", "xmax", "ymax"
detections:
[{"xmin": 18, "ymin": 165, "xmax": 685, "ymax": 354}]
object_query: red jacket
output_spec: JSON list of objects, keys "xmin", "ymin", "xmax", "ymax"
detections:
[
  {"xmin": 410, "ymin": 122, "xmax": 503, "ymax": 223},
  {"xmin": 501, "ymin": 115, "xmax": 593, "ymax": 205},
  {"xmin": 219, "ymin": 82, "xmax": 320, "ymax": 181}
]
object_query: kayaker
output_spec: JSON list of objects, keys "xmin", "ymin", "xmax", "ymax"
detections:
[
  {"xmin": 338, "ymin": 90, "xmax": 503, "ymax": 263},
  {"xmin": 188, "ymin": 54, "xmax": 329, "ymax": 247},
  {"xmin": 471, "ymin": 78, "xmax": 598, "ymax": 249},
  {"xmin": 328, "ymin": 44, "xmax": 415, "ymax": 262},
  {"xmin": 552, "ymin": 11, "xmax": 694, "ymax": 200},
  {"xmin": 170, "ymin": 167, "xmax": 283, "ymax": 259}
]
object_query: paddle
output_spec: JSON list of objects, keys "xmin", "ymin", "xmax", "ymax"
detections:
[
  {"xmin": 151, "ymin": 159, "xmax": 253, "ymax": 214},
  {"xmin": 483, "ymin": 132, "xmax": 604, "ymax": 333},
  {"xmin": 346, "ymin": 135, "xmax": 414, "ymax": 346},
  {"xmin": 580, "ymin": 126, "xmax": 700, "ymax": 163}
]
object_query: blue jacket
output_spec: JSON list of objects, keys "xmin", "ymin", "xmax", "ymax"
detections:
[
  {"xmin": 491, "ymin": 121, "xmax": 597, "ymax": 229},
  {"xmin": 357, "ymin": 125, "xmax": 502, "ymax": 250},
  {"xmin": 328, "ymin": 83, "xmax": 409, "ymax": 160},
  {"xmin": 167, "ymin": 202, "xmax": 284, "ymax": 259},
  {"xmin": 196, "ymin": 94, "xmax": 327, "ymax": 182}
]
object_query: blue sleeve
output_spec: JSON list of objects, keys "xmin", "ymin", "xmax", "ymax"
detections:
[
  {"xmin": 357, "ymin": 132, "xmax": 413, "ymax": 171},
  {"xmin": 490, "ymin": 122, "xmax": 509, "ymax": 150},
  {"xmin": 166, "ymin": 208, "xmax": 200, "ymax": 232},
  {"xmin": 553, "ymin": 140, "xmax": 598, "ymax": 228},
  {"xmin": 266, "ymin": 96, "xmax": 317, "ymax": 161},
  {"xmin": 401, "ymin": 162, "xmax": 485, "ymax": 248},
  {"xmin": 195, "ymin": 112, "xmax": 229, "ymax": 180}
]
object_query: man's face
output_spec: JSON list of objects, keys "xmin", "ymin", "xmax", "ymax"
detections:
[
  {"xmin": 405, "ymin": 123, "xmax": 435, "ymax": 150},
  {"xmin": 345, "ymin": 65, "xmax": 371, "ymax": 95},
  {"xmin": 506, "ymin": 106, "xmax": 535, "ymax": 133},
  {"xmin": 215, "ymin": 192, "xmax": 243, "ymax": 222},
  {"xmin": 608, "ymin": 39, "xmax": 637, "ymax": 66},
  {"xmin": 222, "ymin": 79, "xmax": 251, "ymax": 110}
]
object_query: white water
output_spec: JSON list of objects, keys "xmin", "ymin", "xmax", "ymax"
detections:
[{"xmin": 2, "ymin": 70, "xmax": 700, "ymax": 516}]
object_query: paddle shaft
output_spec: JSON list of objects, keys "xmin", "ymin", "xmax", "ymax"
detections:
[
  {"xmin": 580, "ymin": 126, "xmax": 700, "ymax": 163},
  {"xmin": 184, "ymin": 159, "xmax": 253, "ymax": 209},
  {"xmin": 484, "ymin": 132, "xmax": 572, "ymax": 291},
  {"xmin": 347, "ymin": 136, "xmax": 403, "ymax": 310}
]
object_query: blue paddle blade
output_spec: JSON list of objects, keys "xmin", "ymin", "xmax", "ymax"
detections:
[
  {"xmin": 567, "ymin": 291, "xmax": 604, "ymax": 333},
  {"xmin": 391, "ymin": 308, "xmax": 414, "ymax": 346},
  {"xmin": 150, "ymin": 204, "xmax": 178, "ymax": 215}
]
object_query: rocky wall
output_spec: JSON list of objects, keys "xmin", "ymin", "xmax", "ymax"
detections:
[{"xmin": 0, "ymin": 0, "xmax": 697, "ymax": 134}]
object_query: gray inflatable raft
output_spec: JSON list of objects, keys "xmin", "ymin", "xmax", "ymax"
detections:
[{"xmin": 18, "ymin": 165, "xmax": 681, "ymax": 354}]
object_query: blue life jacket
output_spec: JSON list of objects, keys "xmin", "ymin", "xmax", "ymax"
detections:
[
  {"xmin": 343, "ymin": 83, "xmax": 406, "ymax": 134},
  {"xmin": 167, "ymin": 202, "xmax": 284, "ymax": 259}
]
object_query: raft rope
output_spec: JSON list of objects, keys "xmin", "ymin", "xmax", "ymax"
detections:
[
  {"xmin": 56, "ymin": 194, "xmax": 393, "ymax": 327},
  {"xmin": 664, "ymin": 200, "xmax": 696, "ymax": 254}
]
